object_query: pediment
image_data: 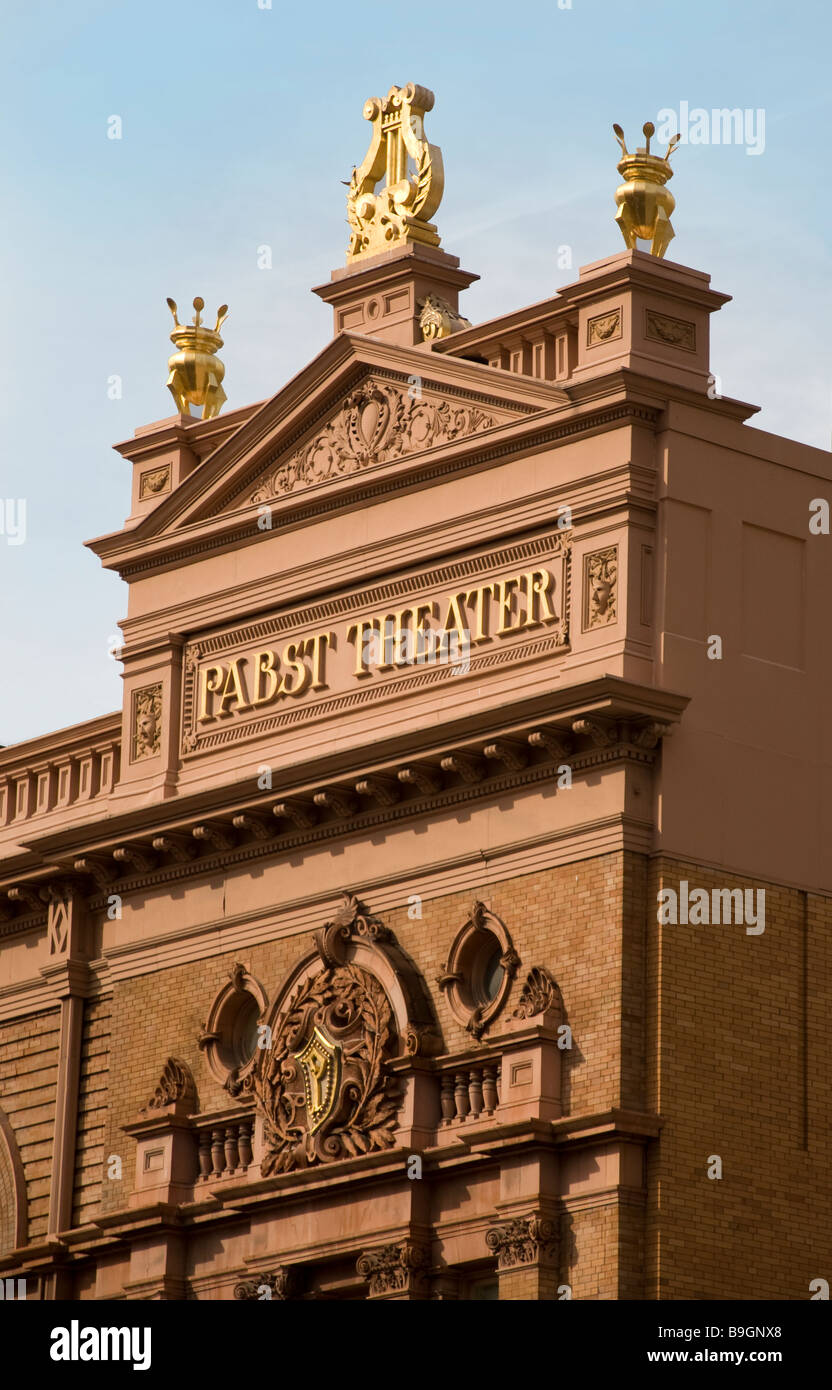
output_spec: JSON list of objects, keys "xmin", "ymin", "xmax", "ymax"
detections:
[
  {"xmin": 219, "ymin": 372, "xmax": 518, "ymax": 516},
  {"xmin": 130, "ymin": 334, "xmax": 566, "ymax": 542}
]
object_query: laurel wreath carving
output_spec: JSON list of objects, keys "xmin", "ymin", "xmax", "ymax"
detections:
[
  {"xmin": 249, "ymin": 383, "xmax": 496, "ymax": 503},
  {"xmin": 249, "ymin": 961, "xmax": 399, "ymax": 1174},
  {"xmin": 410, "ymin": 147, "xmax": 432, "ymax": 220}
]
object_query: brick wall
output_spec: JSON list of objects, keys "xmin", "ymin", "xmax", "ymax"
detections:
[
  {"xmin": 71, "ymin": 995, "xmax": 112, "ymax": 1228},
  {"xmin": 646, "ymin": 856, "xmax": 832, "ymax": 1300},
  {"xmin": 0, "ymin": 1008, "xmax": 59, "ymax": 1242}
]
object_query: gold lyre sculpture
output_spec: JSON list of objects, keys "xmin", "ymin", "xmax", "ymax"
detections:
[
  {"xmin": 165, "ymin": 296, "xmax": 229, "ymax": 420},
  {"xmin": 346, "ymin": 82, "xmax": 444, "ymax": 263},
  {"xmin": 613, "ymin": 121, "xmax": 681, "ymax": 258}
]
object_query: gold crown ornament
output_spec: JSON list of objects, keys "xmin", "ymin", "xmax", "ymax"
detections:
[
  {"xmin": 613, "ymin": 121, "xmax": 681, "ymax": 258},
  {"xmin": 165, "ymin": 296, "xmax": 229, "ymax": 420}
]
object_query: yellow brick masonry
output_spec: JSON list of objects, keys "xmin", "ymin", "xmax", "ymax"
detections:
[{"xmin": 646, "ymin": 856, "xmax": 832, "ymax": 1301}]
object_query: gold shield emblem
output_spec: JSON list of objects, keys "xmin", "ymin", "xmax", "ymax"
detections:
[{"xmin": 294, "ymin": 1027, "xmax": 341, "ymax": 1134}]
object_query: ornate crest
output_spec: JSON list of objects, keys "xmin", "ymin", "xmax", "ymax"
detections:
[
  {"xmin": 293, "ymin": 1026, "xmax": 341, "ymax": 1134},
  {"xmin": 235, "ymin": 891, "xmax": 439, "ymax": 1172},
  {"xmin": 250, "ymin": 961, "xmax": 399, "ymax": 1173},
  {"xmin": 346, "ymin": 83, "xmax": 444, "ymax": 262}
]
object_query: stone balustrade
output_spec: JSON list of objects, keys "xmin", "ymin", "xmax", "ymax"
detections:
[{"xmin": 195, "ymin": 1115, "xmax": 255, "ymax": 1181}]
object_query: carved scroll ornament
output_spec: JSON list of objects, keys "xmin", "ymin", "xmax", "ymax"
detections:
[{"xmin": 249, "ymin": 381, "xmax": 495, "ymax": 503}]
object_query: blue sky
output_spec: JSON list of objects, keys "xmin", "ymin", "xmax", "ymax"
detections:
[{"xmin": 1, "ymin": 0, "xmax": 830, "ymax": 744}]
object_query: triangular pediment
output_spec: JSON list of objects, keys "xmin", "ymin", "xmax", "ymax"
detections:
[
  {"xmin": 130, "ymin": 333, "xmax": 567, "ymax": 542},
  {"xmin": 218, "ymin": 371, "xmax": 520, "ymax": 516}
]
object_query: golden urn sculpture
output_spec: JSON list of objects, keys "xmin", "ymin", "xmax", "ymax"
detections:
[
  {"xmin": 165, "ymin": 296, "xmax": 229, "ymax": 420},
  {"xmin": 613, "ymin": 121, "xmax": 681, "ymax": 259}
]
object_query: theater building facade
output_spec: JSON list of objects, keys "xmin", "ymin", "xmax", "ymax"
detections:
[{"xmin": 1, "ymin": 88, "xmax": 830, "ymax": 1301}]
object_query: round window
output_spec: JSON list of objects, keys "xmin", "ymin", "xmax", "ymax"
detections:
[
  {"xmin": 438, "ymin": 903, "xmax": 518, "ymax": 1039},
  {"xmin": 229, "ymin": 993, "xmax": 260, "ymax": 1069},
  {"xmin": 200, "ymin": 966, "xmax": 269, "ymax": 1091},
  {"xmin": 481, "ymin": 946, "xmax": 504, "ymax": 1003}
]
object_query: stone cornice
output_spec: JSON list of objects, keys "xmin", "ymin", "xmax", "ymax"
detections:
[
  {"xmin": 0, "ymin": 1107, "xmax": 661, "ymax": 1275},
  {"xmin": 93, "ymin": 395, "xmax": 660, "ymax": 581},
  {"xmin": 0, "ymin": 680, "xmax": 686, "ymax": 910},
  {"xmin": 0, "ymin": 711, "xmax": 121, "ymax": 778}
]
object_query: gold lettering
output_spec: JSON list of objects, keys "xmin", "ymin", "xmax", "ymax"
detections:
[
  {"xmin": 347, "ymin": 619, "xmax": 378, "ymax": 677},
  {"xmin": 309, "ymin": 630, "xmax": 333, "ymax": 690},
  {"xmin": 465, "ymin": 584, "xmax": 494, "ymax": 643},
  {"xmin": 280, "ymin": 640, "xmax": 311, "ymax": 698},
  {"xmin": 217, "ymin": 658, "xmax": 251, "ymax": 716},
  {"xmin": 198, "ymin": 665, "xmax": 226, "ymax": 723},
  {"xmin": 251, "ymin": 649, "xmax": 280, "ymax": 706},
  {"xmin": 413, "ymin": 601, "xmax": 439, "ymax": 663},
  {"xmin": 443, "ymin": 592, "xmax": 468, "ymax": 634},
  {"xmin": 530, "ymin": 568, "xmax": 556, "ymax": 622},
  {"xmin": 378, "ymin": 608, "xmax": 418, "ymax": 669},
  {"xmin": 495, "ymin": 576, "xmax": 521, "ymax": 635}
]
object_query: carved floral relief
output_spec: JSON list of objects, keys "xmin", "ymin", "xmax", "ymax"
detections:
[
  {"xmin": 249, "ymin": 381, "xmax": 496, "ymax": 503},
  {"xmin": 132, "ymin": 684, "xmax": 162, "ymax": 760},
  {"xmin": 583, "ymin": 546, "xmax": 618, "ymax": 630}
]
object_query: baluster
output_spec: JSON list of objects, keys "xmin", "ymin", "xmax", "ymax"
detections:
[
  {"xmin": 482, "ymin": 1064, "xmax": 498, "ymax": 1115},
  {"xmin": 197, "ymin": 1130, "xmax": 212, "ymax": 1180},
  {"xmin": 454, "ymin": 1072, "xmax": 469, "ymax": 1120},
  {"xmin": 224, "ymin": 1124, "xmax": 239, "ymax": 1174},
  {"xmin": 238, "ymin": 1118, "xmax": 253, "ymax": 1170},
  {"xmin": 440, "ymin": 1075, "xmax": 455, "ymax": 1125},
  {"xmin": 468, "ymin": 1068, "xmax": 483, "ymax": 1119},
  {"xmin": 210, "ymin": 1128, "xmax": 224, "ymax": 1178}
]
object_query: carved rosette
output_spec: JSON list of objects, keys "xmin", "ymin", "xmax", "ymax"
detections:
[
  {"xmin": 512, "ymin": 966, "xmax": 562, "ymax": 1020},
  {"xmin": 485, "ymin": 1214, "xmax": 558, "ymax": 1271},
  {"xmin": 356, "ymin": 1240, "xmax": 429, "ymax": 1298},
  {"xmin": 145, "ymin": 1057, "xmax": 196, "ymax": 1113},
  {"xmin": 249, "ymin": 381, "xmax": 496, "ymax": 503},
  {"xmin": 584, "ymin": 546, "xmax": 618, "ymax": 630}
]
